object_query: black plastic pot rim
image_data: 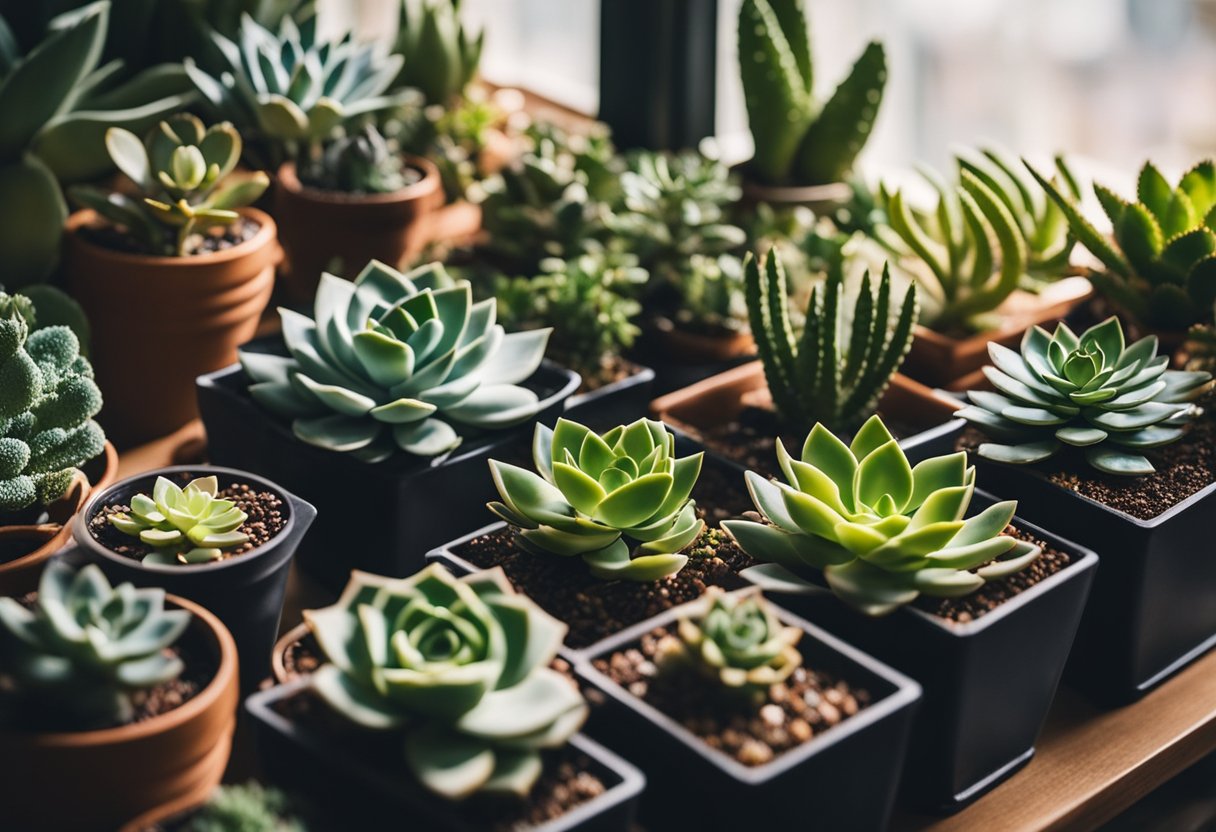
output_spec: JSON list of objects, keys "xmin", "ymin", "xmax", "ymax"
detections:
[
  {"xmin": 246, "ymin": 677, "xmax": 647, "ymax": 832},
  {"xmin": 573, "ymin": 588, "xmax": 921, "ymax": 786},
  {"xmin": 565, "ymin": 363, "xmax": 655, "ymax": 410}
]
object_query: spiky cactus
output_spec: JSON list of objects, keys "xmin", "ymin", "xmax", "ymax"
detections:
[
  {"xmin": 738, "ymin": 0, "xmax": 886, "ymax": 186},
  {"xmin": 393, "ymin": 0, "xmax": 484, "ymax": 106},
  {"xmin": 745, "ymin": 249, "xmax": 917, "ymax": 436}
]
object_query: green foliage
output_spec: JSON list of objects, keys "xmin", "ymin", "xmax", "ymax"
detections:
[
  {"xmin": 393, "ymin": 0, "xmax": 484, "ymax": 106},
  {"xmin": 737, "ymin": 0, "xmax": 886, "ymax": 185},
  {"xmin": 298, "ymin": 123, "xmax": 419, "ymax": 195},
  {"xmin": 0, "ymin": 292, "xmax": 104, "ymax": 513},
  {"xmin": 108, "ymin": 475, "xmax": 249, "ymax": 565},
  {"xmin": 1029, "ymin": 159, "xmax": 1216, "ymax": 332},
  {"xmin": 726, "ymin": 415, "xmax": 1040, "ymax": 616},
  {"xmin": 0, "ymin": 561, "xmax": 190, "ymax": 728},
  {"xmin": 956, "ymin": 317, "xmax": 1213, "ymax": 475},
  {"xmin": 69, "ymin": 114, "xmax": 268, "ymax": 256},
  {"xmin": 672, "ymin": 253, "xmax": 749, "ymax": 334},
  {"xmin": 241, "ymin": 260, "xmax": 551, "ymax": 461},
  {"xmin": 745, "ymin": 249, "xmax": 917, "ymax": 436},
  {"xmin": 488, "ymin": 418, "xmax": 704, "ymax": 581},
  {"xmin": 305, "ymin": 564, "xmax": 585, "ymax": 800},
  {"xmin": 186, "ymin": 783, "xmax": 306, "ymax": 832}
]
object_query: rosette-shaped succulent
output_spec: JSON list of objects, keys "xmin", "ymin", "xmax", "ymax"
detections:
[
  {"xmin": 956, "ymin": 317, "xmax": 1214, "ymax": 475},
  {"xmin": 725, "ymin": 416, "xmax": 1040, "ymax": 616},
  {"xmin": 304, "ymin": 565, "xmax": 585, "ymax": 800},
  {"xmin": 240, "ymin": 260, "xmax": 553, "ymax": 461},
  {"xmin": 0, "ymin": 561, "xmax": 191, "ymax": 728},
  {"xmin": 108, "ymin": 475, "xmax": 249, "ymax": 565},
  {"xmin": 488, "ymin": 418, "xmax": 704, "ymax": 581}
]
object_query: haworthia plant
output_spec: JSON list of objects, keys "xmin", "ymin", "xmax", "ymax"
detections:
[
  {"xmin": 488, "ymin": 418, "xmax": 704, "ymax": 581},
  {"xmin": 393, "ymin": 0, "xmax": 484, "ymax": 106},
  {"xmin": 108, "ymin": 475, "xmax": 249, "ymax": 565},
  {"xmin": 304, "ymin": 565, "xmax": 586, "ymax": 800},
  {"xmin": 240, "ymin": 260, "xmax": 552, "ymax": 461},
  {"xmin": 738, "ymin": 0, "xmax": 886, "ymax": 185}
]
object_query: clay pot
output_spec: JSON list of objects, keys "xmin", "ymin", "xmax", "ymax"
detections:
[
  {"xmin": 650, "ymin": 316, "xmax": 756, "ymax": 364},
  {"xmin": 1, "ymin": 594, "xmax": 239, "ymax": 832},
  {"xmin": 274, "ymin": 156, "xmax": 443, "ymax": 304},
  {"xmin": 63, "ymin": 209, "xmax": 278, "ymax": 447},
  {"xmin": 271, "ymin": 622, "xmax": 310, "ymax": 686},
  {"xmin": 0, "ymin": 441, "xmax": 119, "ymax": 596}
]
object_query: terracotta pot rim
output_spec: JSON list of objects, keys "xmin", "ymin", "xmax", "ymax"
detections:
[
  {"xmin": 730, "ymin": 162, "xmax": 851, "ymax": 203},
  {"xmin": 65, "ymin": 207, "xmax": 277, "ymax": 269},
  {"xmin": 277, "ymin": 155, "xmax": 442, "ymax": 206},
  {"xmin": 271, "ymin": 622, "xmax": 311, "ymax": 686}
]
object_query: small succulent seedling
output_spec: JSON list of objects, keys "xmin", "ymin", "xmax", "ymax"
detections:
[
  {"xmin": 301, "ymin": 124, "xmax": 417, "ymax": 194},
  {"xmin": 488, "ymin": 418, "xmax": 704, "ymax": 581},
  {"xmin": 108, "ymin": 475, "xmax": 249, "ymax": 564},
  {"xmin": 0, "ymin": 561, "xmax": 191, "ymax": 728},
  {"xmin": 304, "ymin": 565, "xmax": 585, "ymax": 800},
  {"xmin": 393, "ymin": 0, "xmax": 484, "ymax": 106},
  {"xmin": 956, "ymin": 317, "xmax": 1213, "ymax": 475},
  {"xmin": 240, "ymin": 260, "xmax": 553, "ymax": 461},
  {"xmin": 725, "ymin": 415, "xmax": 1040, "ymax": 616}
]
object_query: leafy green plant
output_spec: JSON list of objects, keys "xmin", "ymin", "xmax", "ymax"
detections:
[
  {"xmin": 304, "ymin": 564, "xmax": 585, "ymax": 800},
  {"xmin": 746, "ymin": 249, "xmax": 917, "ymax": 436},
  {"xmin": 0, "ymin": 292, "xmax": 104, "ymax": 513},
  {"xmin": 671, "ymin": 253, "xmax": 749, "ymax": 334},
  {"xmin": 956, "ymin": 317, "xmax": 1213, "ymax": 475},
  {"xmin": 393, "ymin": 0, "xmax": 484, "ymax": 106},
  {"xmin": 0, "ymin": 561, "xmax": 191, "ymax": 728},
  {"xmin": 240, "ymin": 260, "xmax": 552, "ymax": 461},
  {"xmin": 298, "ymin": 123, "xmax": 419, "ymax": 194},
  {"xmin": 488, "ymin": 417, "xmax": 704, "ymax": 581},
  {"xmin": 1029, "ymin": 159, "xmax": 1216, "ymax": 332},
  {"xmin": 738, "ymin": 0, "xmax": 886, "ymax": 186},
  {"xmin": 726, "ymin": 415, "xmax": 1040, "ymax": 615},
  {"xmin": 186, "ymin": 782, "xmax": 306, "ymax": 832},
  {"xmin": 69, "ymin": 113, "xmax": 268, "ymax": 256},
  {"xmin": 108, "ymin": 475, "xmax": 249, "ymax": 564}
]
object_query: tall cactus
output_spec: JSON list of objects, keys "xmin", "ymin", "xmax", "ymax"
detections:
[
  {"xmin": 738, "ymin": 0, "xmax": 886, "ymax": 186},
  {"xmin": 745, "ymin": 250, "xmax": 917, "ymax": 435}
]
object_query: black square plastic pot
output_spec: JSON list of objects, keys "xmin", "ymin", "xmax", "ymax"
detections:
[
  {"xmin": 972, "ymin": 455, "xmax": 1216, "ymax": 704},
  {"xmin": 196, "ymin": 342, "xmax": 580, "ymax": 592},
  {"xmin": 573, "ymin": 593, "xmax": 922, "ymax": 831},
  {"xmin": 246, "ymin": 678, "xmax": 645, "ymax": 831},
  {"xmin": 563, "ymin": 364, "xmax": 655, "ymax": 431},
  {"xmin": 70, "ymin": 464, "xmax": 315, "ymax": 692},
  {"xmin": 744, "ymin": 491, "xmax": 1098, "ymax": 813}
]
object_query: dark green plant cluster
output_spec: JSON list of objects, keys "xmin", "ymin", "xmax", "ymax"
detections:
[
  {"xmin": 186, "ymin": 783, "xmax": 307, "ymax": 832},
  {"xmin": 299, "ymin": 124, "xmax": 422, "ymax": 195}
]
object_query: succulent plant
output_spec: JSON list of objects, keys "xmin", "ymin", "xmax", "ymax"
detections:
[
  {"xmin": 671, "ymin": 253, "xmax": 749, "ymax": 334},
  {"xmin": 738, "ymin": 0, "xmax": 886, "ymax": 186},
  {"xmin": 299, "ymin": 123, "xmax": 420, "ymax": 194},
  {"xmin": 107, "ymin": 475, "xmax": 249, "ymax": 565},
  {"xmin": 725, "ymin": 415, "xmax": 1040, "ymax": 616},
  {"xmin": 304, "ymin": 564, "xmax": 585, "ymax": 800},
  {"xmin": 488, "ymin": 418, "xmax": 704, "ymax": 581},
  {"xmin": 241, "ymin": 260, "xmax": 552, "ymax": 461},
  {"xmin": 69, "ymin": 113, "xmax": 268, "ymax": 256},
  {"xmin": 0, "ymin": 561, "xmax": 191, "ymax": 728},
  {"xmin": 393, "ymin": 0, "xmax": 484, "ymax": 106},
  {"xmin": 0, "ymin": 292, "xmax": 105, "ymax": 514},
  {"xmin": 746, "ymin": 249, "xmax": 917, "ymax": 436},
  {"xmin": 186, "ymin": 782, "xmax": 306, "ymax": 832},
  {"xmin": 1029, "ymin": 159, "xmax": 1216, "ymax": 333},
  {"xmin": 956, "ymin": 317, "xmax": 1213, "ymax": 475}
]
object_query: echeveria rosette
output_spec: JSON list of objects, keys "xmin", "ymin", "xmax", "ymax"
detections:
[
  {"xmin": 956, "ymin": 317, "xmax": 1214, "ymax": 475},
  {"xmin": 108, "ymin": 475, "xmax": 249, "ymax": 565},
  {"xmin": 303, "ymin": 565, "xmax": 586, "ymax": 801},
  {"xmin": 240, "ymin": 260, "xmax": 552, "ymax": 461},
  {"xmin": 725, "ymin": 415, "xmax": 1040, "ymax": 616},
  {"xmin": 488, "ymin": 418, "xmax": 705, "ymax": 582}
]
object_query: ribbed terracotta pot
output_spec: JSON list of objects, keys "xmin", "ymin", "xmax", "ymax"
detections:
[
  {"xmin": 274, "ymin": 156, "xmax": 443, "ymax": 305},
  {"xmin": 63, "ymin": 209, "xmax": 278, "ymax": 447},
  {"xmin": 1, "ymin": 594, "xmax": 239, "ymax": 832}
]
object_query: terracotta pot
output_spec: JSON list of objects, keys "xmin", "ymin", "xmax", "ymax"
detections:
[
  {"xmin": 63, "ymin": 209, "xmax": 278, "ymax": 447},
  {"xmin": 426, "ymin": 200, "xmax": 484, "ymax": 248},
  {"xmin": 0, "ymin": 441, "xmax": 119, "ymax": 596},
  {"xmin": 1, "ymin": 594, "xmax": 239, "ymax": 832},
  {"xmin": 271, "ymin": 622, "xmax": 310, "ymax": 686},
  {"xmin": 275, "ymin": 156, "xmax": 443, "ymax": 304},
  {"xmin": 650, "ymin": 316, "xmax": 756, "ymax": 364}
]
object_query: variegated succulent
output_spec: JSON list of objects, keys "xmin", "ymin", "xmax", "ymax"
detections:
[{"xmin": 108, "ymin": 475, "xmax": 249, "ymax": 565}]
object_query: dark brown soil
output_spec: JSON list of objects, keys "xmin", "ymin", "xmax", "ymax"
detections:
[
  {"xmin": 593, "ymin": 626, "xmax": 870, "ymax": 767},
  {"xmin": 298, "ymin": 163, "xmax": 425, "ymax": 196},
  {"xmin": 570, "ymin": 353, "xmax": 639, "ymax": 394},
  {"xmin": 80, "ymin": 215, "xmax": 261, "ymax": 257}
]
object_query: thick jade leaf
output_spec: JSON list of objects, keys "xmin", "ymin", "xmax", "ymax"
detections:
[
  {"xmin": 1002, "ymin": 405, "xmax": 1070, "ymax": 426},
  {"xmin": 352, "ymin": 329, "xmax": 415, "ymax": 388},
  {"xmin": 553, "ymin": 461, "xmax": 606, "ymax": 516},
  {"xmin": 635, "ymin": 507, "xmax": 703, "ymax": 553},
  {"xmin": 799, "ymin": 424, "xmax": 858, "ymax": 506},
  {"xmin": 593, "ymin": 473, "xmax": 672, "ymax": 528},
  {"xmin": 377, "ymin": 662, "xmax": 496, "ymax": 720},
  {"xmin": 1085, "ymin": 447, "xmax": 1153, "ymax": 475},
  {"xmin": 976, "ymin": 540, "xmax": 1042, "ymax": 579},
  {"xmin": 738, "ymin": 562, "xmax": 822, "ymax": 595},
  {"xmin": 394, "ymin": 417, "xmax": 460, "ymax": 456},
  {"xmin": 855, "ymin": 440, "xmax": 913, "ymax": 511},
  {"xmin": 549, "ymin": 420, "xmax": 591, "ymax": 473},
  {"xmin": 471, "ymin": 328, "xmax": 550, "ymax": 386},
  {"xmin": 1056, "ymin": 425, "xmax": 1107, "ymax": 446},
  {"xmin": 832, "ymin": 521, "xmax": 888, "ymax": 555},
  {"xmin": 951, "ymin": 500, "xmax": 1017, "ymax": 546},
  {"xmin": 987, "ymin": 343, "xmax": 1059, "ymax": 398},
  {"xmin": 849, "ymin": 415, "xmax": 895, "ymax": 460},
  {"xmin": 912, "ymin": 567, "xmax": 986, "ymax": 597},
  {"xmin": 521, "ymin": 525, "xmax": 619, "ymax": 556},
  {"xmin": 455, "ymin": 667, "xmax": 584, "ymax": 739},
  {"xmin": 312, "ymin": 664, "xmax": 407, "ymax": 730},
  {"xmin": 745, "ymin": 472, "xmax": 801, "ymax": 533},
  {"xmin": 907, "ymin": 453, "xmax": 967, "ymax": 511},
  {"xmin": 575, "ymin": 431, "xmax": 615, "ymax": 480},
  {"xmin": 781, "ymin": 488, "xmax": 845, "ymax": 538},
  {"xmin": 444, "ymin": 385, "xmax": 540, "ymax": 428},
  {"xmin": 369, "ymin": 398, "xmax": 436, "ymax": 424},
  {"xmin": 584, "ymin": 545, "xmax": 688, "ymax": 581},
  {"xmin": 404, "ymin": 728, "xmax": 495, "ymax": 800},
  {"xmin": 823, "ymin": 559, "xmax": 919, "ymax": 617},
  {"xmin": 976, "ymin": 440, "xmax": 1059, "ymax": 465},
  {"xmin": 1107, "ymin": 425, "xmax": 1184, "ymax": 448},
  {"xmin": 648, "ymin": 452, "xmax": 702, "ymax": 519},
  {"xmin": 480, "ymin": 750, "xmax": 543, "ymax": 796},
  {"xmin": 484, "ymin": 594, "xmax": 566, "ymax": 690},
  {"xmin": 1087, "ymin": 401, "xmax": 1180, "ymax": 431},
  {"xmin": 907, "ymin": 484, "xmax": 973, "ymax": 528},
  {"xmin": 294, "ymin": 413, "xmax": 380, "ymax": 452}
]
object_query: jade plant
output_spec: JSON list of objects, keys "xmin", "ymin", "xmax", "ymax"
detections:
[
  {"xmin": 725, "ymin": 415, "xmax": 1041, "ymax": 615},
  {"xmin": 0, "ymin": 561, "xmax": 191, "ymax": 728},
  {"xmin": 1029, "ymin": 159, "xmax": 1216, "ymax": 332},
  {"xmin": 488, "ymin": 418, "xmax": 704, "ymax": 581},
  {"xmin": 299, "ymin": 124, "xmax": 420, "ymax": 194},
  {"xmin": 108, "ymin": 475, "xmax": 249, "ymax": 564},
  {"xmin": 304, "ymin": 565, "xmax": 586, "ymax": 800},
  {"xmin": 0, "ymin": 292, "xmax": 105, "ymax": 514},
  {"xmin": 956, "ymin": 317, "xmax": 1214, "ymax": 475},
  {"xmin": 746, "ymin": 249, "xmax": 917, "ymax": 436},
  {"xmin": 738, "ymin": 0, "xmax": 886, "ymax": 186},
  {"xmin": 240, "ymin": 260, "xmax": 552, "ymax": 460},
  {"xmin": 393, "ymin": 0, "xmax": 484, "ymax": 106},
  {"xmin": 69, "ymin": 113, "xmax": 269, "ymax": 256}
]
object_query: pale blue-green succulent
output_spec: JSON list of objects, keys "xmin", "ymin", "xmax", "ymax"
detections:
[{"xmin": 108, "ymin": 475, "xmax": 249, "ymax": 565}]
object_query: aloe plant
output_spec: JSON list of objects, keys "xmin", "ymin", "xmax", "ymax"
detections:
[
  {"xmin": 240, "ymin": 260, "xmax": 552, "ymax": 460},
  {"xmin": 725, "ymin": 415, "xmax": 1040, "ymax": 615},
  {"xmin": 488, "ymin": 418, "xmax": 704, "ymax": 581},
  {"xmin": 738, "ymin": 0, "xmax": 886, "ymax": 186},
  {"xmin": 393, "ymin": 0, "xmax": 484, "ymax": 106},
  {"xmin": 108, "ymin": 475, "xmax": 249, "ymax": 564},
  {"xmin": 304, "ymin": 565, "xmax": 585, "ymax": 800},
  {"xmin": 956, "ymin": 317, "xmax": 1213, "ymax": 475}
]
